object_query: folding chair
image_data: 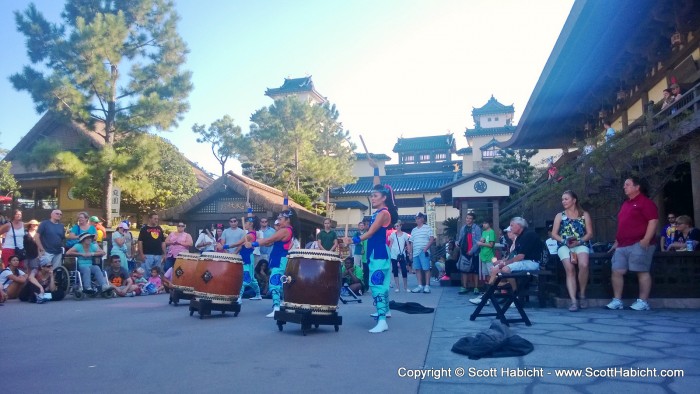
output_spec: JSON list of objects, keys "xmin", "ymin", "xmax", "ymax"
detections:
[{"xmin": 339, "ymin": 283, "xmax": 362, "ymax": 304}]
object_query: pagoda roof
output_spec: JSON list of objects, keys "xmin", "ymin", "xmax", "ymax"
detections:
[
  {"xmin": 334, "ymin": 200, "xmax": 369, "ymax": 210},
  {"xmin": 393, "ymin": 134, "xmax": 456, "ymax": 153},
  {"xmin": 355, "ymin": 152, "xmax": 392, "ymax": 161},
  {"xmin": 264, "ymin": 76, "xmax": 326, "ymax": 102},
  {"xmin": 472, "ymin": 95, "xmax": 515, "ymax": 116},
  {"xmin": 465, "ymin": 125, "xmax": 516, "ymax": 137},
  {"xmin": 331, "ymin": 172, "xmax": 460, "ymax": 196},
  {"xmin": 456, "ymin": 147, "xmax": 473, "ymax": 155},
  {"xmin": 480, "ymin": 138, "xmax": 501, "ymax": 151}
]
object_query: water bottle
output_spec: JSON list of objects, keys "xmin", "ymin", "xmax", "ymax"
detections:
[{"xmin": 686, "ymin": 240, "xmax": 694, "ymax": 252}]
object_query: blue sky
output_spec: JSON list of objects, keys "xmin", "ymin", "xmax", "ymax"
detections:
[{"xmin": 0, "ymin": 0, "xmax": 574, "ymax": 175}]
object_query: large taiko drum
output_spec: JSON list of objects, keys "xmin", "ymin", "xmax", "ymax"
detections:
[
  {"xmin": 282, "ymin": 249, "xmax": 342, "ymax": 314},
  {"xmin": 194, "ymin": 252, "xmax": 243, "ymax": 304},
  {"xmin": 171, "ymin": 252, "xmax": 201, "ymax": 295}
]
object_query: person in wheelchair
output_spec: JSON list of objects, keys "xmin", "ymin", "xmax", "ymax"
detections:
[
  {"xmin": 65, "ymin": 233, "xmax": 112, "ymax": 293},
  {"xmin": 341, "ymin": 257, "xmax": 363, "ymax": 295}
]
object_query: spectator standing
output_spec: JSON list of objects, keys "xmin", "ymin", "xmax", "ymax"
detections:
[
  {"xmin": 670, "ymin": 83, "xmax": 682, "ymax": 101},
  {"xmin": 409, "ymin": 212, "xmax": 435, "ymax": 294},
  {"xmin": 660, "ymin": 88, "xmax": 676, "ymax": 111},
  {"xmin": 165, "ymin": 222, "xmax": 193, "ymax": 271},
  {"xmin": 24, "ymin": 220, "xmax": 41, "ymax": 270},
  {"xmin": 456, "ymin": 213, "xmax": 481, "ymax": 295},
  {"xmin": 604, "ymin": 121, "xmax": 615, "ymax": 142},
  {"xmin": 0, "ymin": 209, "xmax": 27, "ymax": 269},
  {"xmin": 257, "ymin": 218, "xmax": 275, "ymax": 262},
  {"xmin": 138, "ymin": 212, "xmax": 166, "ymax": 273},
  {"xmin": 65, "ymin": 212, "xmax": 96, "ymax": 249},
  {"xmin": 667, "ymin": 215, "xmax": 700, "ymax": 251},
  {"xmin": 37, "ymin": 210, "xmax": 66, "ymax": 268},
  {"xmin": 477, "ymin": 219, "xmax": 496, "ymax": 283},
  {"xmin": 606, "ymin": 177, "xmax": 658, "ymax": 311},
  {"xmin": 220, "ymin": 217, "xmax": 245, "ymax": 254},
  {"xmin": 388, "ymin": 220, "xmax": 409, "ymax": 292},
  {"xmin": 111, "ymin": 222, "xmax": 131, "ymax": 270},
  {"xmin": 317, "ymin": 218, "xmax": 338, "ymax": 252},
  {"xmin": 551, "ymin": 190, "xmax": 594, "ymax": 311},
  {"xmin": 195, "ymin": 227, "xmax": 216, "ymax": 253},
  {"xmin": 660, "ymin": 212, "xmax": 677, "ymax": 252}
]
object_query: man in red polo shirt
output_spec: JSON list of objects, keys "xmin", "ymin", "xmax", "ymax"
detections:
[{"xmin": 606, "ymin": 176, "xmax": 658, "ymax": 311}]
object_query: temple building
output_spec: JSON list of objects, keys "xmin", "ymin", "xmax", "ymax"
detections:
[{"xmin": 264, "ymin": 76, "xmax": 326, "ymax": 105}]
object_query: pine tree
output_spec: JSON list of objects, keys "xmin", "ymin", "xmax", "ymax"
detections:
[
  {"xmin": 10, "ymin": 0, "xmax": 192, "ymax": 222},
  {"xmin": 491, "ymin": 148, "xmax": 539, "ymax": 184},
  {"xmin": 192, "ymin": 115, "xmax": 244, "ymax": 177}
]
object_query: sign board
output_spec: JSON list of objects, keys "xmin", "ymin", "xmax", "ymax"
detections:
[
  {"xmin": 426, "ymin": 201, "xmax": 437, "ymax": 236},
  {"xmin": 111, "ymin": 187, "xmax": 121, "ymax": 218}
]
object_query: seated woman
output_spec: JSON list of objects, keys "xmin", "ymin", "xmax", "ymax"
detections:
[
  {"xmin": 19, "ymin": 259, "xmax": 66, "ymax": 303},
  {"xmin": 65, "ymin": 233, "xmax": 111, "ymax": 293},
  {"xmin": 1, "ymin": 255, "xmax": 28, "ymax": 301},
  {"xmin": 254, "ymin": 259, "xmax": 270, "ymax": 296},
  {"xmin": 668, "ymin": 215, "xmax": 700, "ymax": 251}
]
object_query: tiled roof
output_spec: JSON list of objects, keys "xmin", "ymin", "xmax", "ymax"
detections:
[
  {"xmin": 355, "ymin": 153, "xmax": 392, "ymax": 161},
  {"xmin": 456, "ymin": 147, "xmax": 473, "ymax": 155},
  {"xmin": 395, "ymin": 197, "xmax": 425, "ymax": 207},
  {"xmin": 393, "ymin": 134, "xmax": 456, "ymax": 153},
  {"xmin": 265, "ymin": 77, "xmax": 316, "ymax": 96},
  {"xmin": 384, "ymin": 161, "xmax": 461, "ymax": 175},
  {"xmin": 472, "ymin": 95, "xmax": 515, "ymax": 116},
  {"xmin": 464, "ymin": 125, "xmax": 516, "ymax": 137},
  {"xmin": 334, "ymin": 201, "xmax": 368, "ymax": 210},
  {"xmin": 331, "ymin": 172, "xmax": 460, "ymax": 196},
  {"xmin": 480, "ymin": 138, "xmax": 501, "ymax": 151}
]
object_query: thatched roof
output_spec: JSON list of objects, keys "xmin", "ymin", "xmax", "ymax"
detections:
[{"xmin": 160, "ymin": 171, "xmax": 328, "ymax": 226}]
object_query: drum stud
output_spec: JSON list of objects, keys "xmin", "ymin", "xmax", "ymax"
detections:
[{"xmin": 202, "ymin": 270, "xmax": 213, "ymax": 283}]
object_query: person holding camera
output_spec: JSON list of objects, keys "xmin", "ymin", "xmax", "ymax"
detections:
[
  {"xmin": 409, "ymin": 212, "xmax": 435, "ymax": 294},
  {"xmin": 389, "ymin": 220, "xmax": 409, "ymax": 292},
  {"xmin": 551, "ymin": 190, "xmax": 593, "ymax": 312}
]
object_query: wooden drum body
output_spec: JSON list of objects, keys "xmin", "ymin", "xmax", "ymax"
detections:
[
  {"xmin": 171, "ymin": 253, "xmax": 201, "ymax": 295},
  {"xmin": 194, "ymin": 252, "xmax": 243, "ymax": 304},
  {"xmin": 282, "ymin": 249, "xmax": 342, "ymax": 314}
]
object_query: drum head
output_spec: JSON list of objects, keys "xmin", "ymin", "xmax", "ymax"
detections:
[{"xmin": 287, "ymin": 249, "xmax": 341, "ymax": 262}]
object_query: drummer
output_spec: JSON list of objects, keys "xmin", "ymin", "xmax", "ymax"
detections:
[
  {"xmin": 227, "ymin": 204, "xmax": 263, "ymax": 302},
  {"xmin": 344, "ymin": 158, "xmax": 398, "ymax": 333},
  {"xmin": 246, "ymin": 192, "xmax": 299, "ymax": 317}
]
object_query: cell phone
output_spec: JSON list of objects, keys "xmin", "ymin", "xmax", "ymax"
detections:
[{"xmin": 424, "ymin": 251, "xmax": 429, "ymax": 257}]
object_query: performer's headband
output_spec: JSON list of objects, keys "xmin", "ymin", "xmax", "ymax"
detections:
[
  {"xmin": 373, "ymin": 184, "xmax": 396, "ymax": 206},
  {"xmin": 278, "ymin": 209, "xmax": 294, "ymax": 219}
]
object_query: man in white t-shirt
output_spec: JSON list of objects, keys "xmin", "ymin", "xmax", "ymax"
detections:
[
  {"xmin": 545, "ymin": 226, "xmax": 559, "ymax": 255},
  {"xmin": 409, "ymin": 212, "xmax": 435, "ymax": 293}
]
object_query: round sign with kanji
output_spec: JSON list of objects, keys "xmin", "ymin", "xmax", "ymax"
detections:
[{"xmin": 474, "ymin": 180, "xmax": 488, "ymax": 193}]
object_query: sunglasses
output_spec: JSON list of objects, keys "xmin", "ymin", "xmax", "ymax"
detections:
[
  {"xmin": 42, "ymin": 265, "xmax": 53, "ymax": 268},
  {"xmin": 177, "ymin": 225, "xmax": 185, "ymax": 227}
]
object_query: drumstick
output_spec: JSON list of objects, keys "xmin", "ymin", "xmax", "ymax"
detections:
[
  {"xmin": 344, "ymin": 208, "xmax": 350, "ymax": 239},
  {"xmin": 246, "ymin": 188, "xmax": 250, "ymax": 204},
  {"xmin": 359, "ymin": 135, "xmax": 370, "ymax": 155}
]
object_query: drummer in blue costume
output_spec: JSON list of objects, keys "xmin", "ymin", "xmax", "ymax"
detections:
[
  {"xmin": 345, "ymin": 158, "xmax": 398, "ymax": 333},
  {"xmin": 228, "ymin": 203, "xmax": 263, "ymax": 302},
  {"xmin": 245, "ymin": 192, "xmax": 299, "ymax": 317}
]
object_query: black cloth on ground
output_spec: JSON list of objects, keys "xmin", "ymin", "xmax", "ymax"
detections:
[
  {"xmin": 388, "ymin": 300, "xmax": 434, "ymax": 314},
  {"xmin": 451, "ymin": 320, "xmax": 533, "ymax": 359}
]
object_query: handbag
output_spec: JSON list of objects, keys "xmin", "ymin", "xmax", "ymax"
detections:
[
  {"xmin": 457, "ymin": 254, "xmax": 473, "ymax": 272},
  {"xmin": 395, "ymin": 233, "xmax": 406, "ymax": 263},
  {"xmin": 12, "ymin": 225, "xmax": 27, "ymax": 261}
]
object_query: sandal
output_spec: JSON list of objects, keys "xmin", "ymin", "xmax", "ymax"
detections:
[
  {"xmin": 578, "ymin": 297, "xmax": 588, "ymax": 309},
  {"xmin": 568, "ymin": 301, "xmax": 579, "ymax": 312}
]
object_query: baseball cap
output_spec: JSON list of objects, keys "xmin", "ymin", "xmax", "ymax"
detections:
[
  {"xmin": 415, "ymin": 212, "xmax": 426, "ymax": 218},
  {"xmin": 89, "ymin": 216, "xmax": 100, "ymax": 223},
  {"xmin": 118, "ymin": 222, "xmax": 129, "ymax": 230}
]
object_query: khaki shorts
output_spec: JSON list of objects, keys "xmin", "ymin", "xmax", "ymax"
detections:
[{"xmin": 612, "ymin": 243, "xmax": 655, "ymax": 272}]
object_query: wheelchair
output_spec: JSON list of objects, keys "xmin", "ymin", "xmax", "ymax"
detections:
[{"xmin": 57, "ymin": 256, "xmax": 116, "ymax": 300}]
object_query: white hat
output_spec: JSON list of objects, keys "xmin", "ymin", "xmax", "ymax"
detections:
[{"xmin": 118, "ymin": 222, "xmax": 129, "ymax": 230}]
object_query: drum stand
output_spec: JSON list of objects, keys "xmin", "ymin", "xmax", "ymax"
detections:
[
  {"xmin": 169, "ymin": 289, "xmax": 194, "ymax": 306},
  {"xmin": 275, "ymin": 306, "xmax": 342, "ymax": 336},
  {"xmin": 189, "ymin": 299, "xmax": 241, "ymax": 319}
]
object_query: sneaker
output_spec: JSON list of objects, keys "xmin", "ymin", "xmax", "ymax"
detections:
[
  {"xmin": 266, "ymin": 307, "xmax": 280, "ymax": 318},
  {"xmin": 469, "ymin": 295, "xmax": 490, "ymax": 305},
  {"xmin": 394, "ymin": 288, "xmax": 400, "ymax": 293},
  {"xmin": 35, "ymin": 293, "xmax": 45, "ymax": 304},
  {"xmin": 629, "ymin": 299, "xmax": 650, "ymax": 311},
  {"xmin": 390, "ymin": 282, "xmax": 394, "ymax": 288},
  {"xmin": 605, "ymin": 298, "xmax": 624, "ymax": 310},
  {"xmin": 101, "ymin": 283, "xmax": 113, "ymax": 292},
  {"xmin": 473, "ymin": 288, "xmax": 480, "ymax": 295},
  {"xmin": 126, "ymin": 292, "xmax": 135, "ymax": 297},
  {"xmin": 440, "ymin": 275, "xmax": 450, "ymax": 281},
  {"xmin": 423, "ymin": 286, "xmax": 431, "ymax": 293},
  {"xmin": 370, "ymin": 311, "xmax": 392, "ymax": 318},
  {"xmin": 250, "ymin": 295, "xmax": 263, "ymax": 300},
  {"xmin": 411, "ymin": 286, "xmax": 424, "ymax": 293},
  {"xmin": 458, "ymin": 287, "xmax": 469, "ymax": 295}
]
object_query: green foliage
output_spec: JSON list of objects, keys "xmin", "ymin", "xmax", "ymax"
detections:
[
  {"xmin": 192, "ymin": 115, "xmax": 244, "ymax": 177},
  {"xmin": 10, "ymin": 0, "xmax": 192, "ymax": 220},
  {"xmin": 0, "ymin": 136, "xmax": 20, "ymax": 196},
  {"xmin": 442, "ymin": 217, "xmax": 459, "ymax": 240},
  {"xmin": 242, "ymin": 98, "xmax": 356, "ymax": 204},
  {"xmin": 491, "ymin": 148, "xmax": 539, "ymax": 184}
]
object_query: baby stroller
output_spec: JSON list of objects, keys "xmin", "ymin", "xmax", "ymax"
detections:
[{"xmin": 61, "ymin": 256, "xmax": 115, "ymax": 300}]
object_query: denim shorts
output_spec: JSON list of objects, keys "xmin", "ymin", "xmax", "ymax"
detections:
[{"xmin": 412, "ymin": 252, "xmax": 431, "ymax": 271}]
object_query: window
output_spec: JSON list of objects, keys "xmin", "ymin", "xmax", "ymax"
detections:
[
  {"xmin": 403, "ymin": 154, "xmax": 415, "ymax": 163},
  {"xmin": 495, "ymin": 117, "xmax": 499, "ymax": 121},
  {"xmin": 16, "ymin": 188, "xmax": 58, "ymax": 210},
  {"xmin": 435, "ymin": 153, "xmax": 447, "ymax": 161},
  {"xmin": 482, "ymin": 149, "xmax": 498, "ymax": 159},
  {"xmin": 419, "ymin": 154, "xmax": 431, "ymax": 162},
  {"xmin": 487, "ymin": 117, "xmax": 491, "ymax": 122}
]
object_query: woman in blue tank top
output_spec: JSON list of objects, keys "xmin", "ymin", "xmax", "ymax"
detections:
[
  {"xmin": 346, "ymin": 159, "xmax": 398, "ymax": 333},
  {"xmin": 247, "ymin": 192, "xmax": 299, "ymax": 317}
]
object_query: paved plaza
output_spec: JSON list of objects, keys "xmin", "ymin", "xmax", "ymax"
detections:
[{"xmin": 3, "ymin": 279, "xmax": 698, "ymax": 393}]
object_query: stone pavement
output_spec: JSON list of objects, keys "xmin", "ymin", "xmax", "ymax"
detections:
[{"xmin": 420, "ymin": 288, "xmax": 700, "ymax": 393}]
